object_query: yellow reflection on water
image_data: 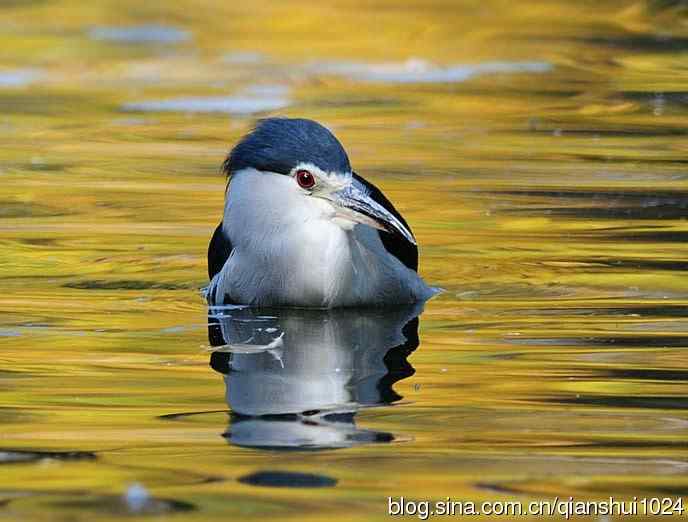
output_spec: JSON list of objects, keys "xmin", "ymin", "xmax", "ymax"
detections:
[{"xmin": 1, "ymin": 0, "xmax": 688, "ymax": 520}]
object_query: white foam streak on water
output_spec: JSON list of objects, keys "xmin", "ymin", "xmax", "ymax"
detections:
[
  {"xmin": 122, "ymin": 85, "xmax": 290, "ymax": 115},
  {"xmin": 0, "ymin": 69, "xmax": 42, "ymax": 87},
  {"xmin": 88, "ymin": 25, "xmax": 191, "ymax": 44},
  {"xmin": 311, "ymin": 58, "xmax": 552, "ymax": 83}
]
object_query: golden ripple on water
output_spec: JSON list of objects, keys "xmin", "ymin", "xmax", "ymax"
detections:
[{"xmin": 2, "ymin": 0, "xmax": 688, "ymax": 520}]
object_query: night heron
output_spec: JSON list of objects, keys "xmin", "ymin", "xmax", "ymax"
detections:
[{"xmin": 206, "ymin": 117, "xmax": 435, "ymax": 308}]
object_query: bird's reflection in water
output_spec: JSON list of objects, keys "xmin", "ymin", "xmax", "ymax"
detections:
[{"xmin": 208, "ymin": 303, "xmax": 423, "ymax": 450}]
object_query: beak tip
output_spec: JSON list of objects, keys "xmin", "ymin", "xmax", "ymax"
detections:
[
  {"xmin": 384, "ymin": 225, "xmax": 416, "ymax": 246},
  {"xmin": 403, "ymin": 232, "xmax": 417, "ymax": 246}
]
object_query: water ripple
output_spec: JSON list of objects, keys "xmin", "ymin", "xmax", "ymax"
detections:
[
  {"xmin": 0, "ymin": 69, "xmax": 42, "ymax": 88},
  {"xmin": 123, "ymin": 85, "xmax": 290, "ymax": 115},
  {"xmin": 88, "ymin": 25, "xmax": 191, "ymax": 44},
  {"xmin": 310, "ymin": 58, "xmax": 552, "ymax": 83}
]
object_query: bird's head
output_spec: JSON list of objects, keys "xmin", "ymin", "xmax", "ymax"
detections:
[{"xmin": 223, "ymin": 118, "xmax": 415, "ymax": 245}]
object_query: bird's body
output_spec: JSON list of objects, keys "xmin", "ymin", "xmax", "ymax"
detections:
[{"xmin": 207, "ymin": 118, "xmax": 435, "ymax": 308}]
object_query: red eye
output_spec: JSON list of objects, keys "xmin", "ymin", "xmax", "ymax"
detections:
[{"xmin": 296, "ymin": 169, "xmax": 316, "ymax": 189}]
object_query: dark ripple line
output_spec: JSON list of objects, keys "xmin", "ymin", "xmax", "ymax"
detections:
[{"xmin": 549, "ymin": 394, "xmax": 688, "ymax": 410}]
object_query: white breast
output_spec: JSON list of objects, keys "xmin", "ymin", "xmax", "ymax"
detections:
[{"xmin": 208, "ymin": 168, "xmax": 434, "ymax": 308}]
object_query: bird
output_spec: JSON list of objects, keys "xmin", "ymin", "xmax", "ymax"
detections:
[{"xmin": 206, "ymin": 117, "xmax": 435, "ymax": 308}]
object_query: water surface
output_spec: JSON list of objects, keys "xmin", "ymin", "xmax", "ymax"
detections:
[{"xmin": 2, "ymin": 0, "xmax": 688, "ymax": 520}]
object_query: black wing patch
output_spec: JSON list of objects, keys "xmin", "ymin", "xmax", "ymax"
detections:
[
  {"xmin": 208, "ymin": 222, "xmax": 233, "ymax": 279},
  {"xmin": 352, "ymin": 172, "xmax": 418, "ymax": 271}
]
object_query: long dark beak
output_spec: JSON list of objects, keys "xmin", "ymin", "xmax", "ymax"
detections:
[{"xmin": 329, "ymin": 185, "xmax": 416, "ymax": 245}]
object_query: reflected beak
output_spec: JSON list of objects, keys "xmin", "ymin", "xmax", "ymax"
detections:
[{"xmin": 327, "ymin": 184, "xmax": 416, "ymax": 245}]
